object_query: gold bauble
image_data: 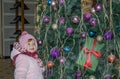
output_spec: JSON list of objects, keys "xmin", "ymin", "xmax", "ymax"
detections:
[
  {"xmin": 89, "ymin": 75, "xmax": 96, "ymax": 79},
  {"xmin": 52, "ymin": 24, "xmax": 58, "ymax": 30},
  {"xmin": 96, "ymin": 35, "xmax": 103, "ymax": 42}
]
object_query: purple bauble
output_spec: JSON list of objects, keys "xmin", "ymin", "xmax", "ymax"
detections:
[
  {"xmin": 50, "ymin": 47, "xmax": 60, "ymax": 58},
  {"xmin": 75, "ymin": 71, "xmax": 82, "ymax": 78},
  {"xmin": 58, "ymin": 0, "xmax": 65, "ymax": 5},
  {"xmin": 89, "ymin": 18, "xmax": 97, "ymax": 26},
  {"xmin": 43, "ymin": 16, "xmax": 50, "ymax": 23},
  {"xmin": 71, "ymin": 16, "xmax": 80, "ymax": 23},
  {"xmin": 59, "ymin": 17, "xmax": 65, "ymax": 25},
  {"xmin": 66, "ymin": 27, "xmax": 73, "ymax": 35},
  {"xmin": 104, "ymin": 74, "xmax": 112, "ymax": 79},
  {"xmin": 83, "ymin": 13, "xmax": 91, "ymax": 20},
  {"xmin": 104, "ymin": 30, "xmax": 114, "ymax": 40},
  {"xmin": 95, "ymin": 4, "xmax": 102, "ymax": 12}
]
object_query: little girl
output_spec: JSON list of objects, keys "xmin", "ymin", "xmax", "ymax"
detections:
[{"xmin": 11, "ymin": 31, "xmax": 45, "ymax": 79}]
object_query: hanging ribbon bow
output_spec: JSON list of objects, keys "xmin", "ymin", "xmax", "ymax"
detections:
[{"xmin": 82, "ymin": 40, "xmax": 101, "ymax": 70}]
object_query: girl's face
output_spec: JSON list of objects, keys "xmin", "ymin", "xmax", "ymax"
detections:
[{"xmin": 25, "ymin": 39, "xmax": 36, "ymax": 53}]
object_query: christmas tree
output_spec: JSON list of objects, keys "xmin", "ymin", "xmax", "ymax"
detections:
[{"xmin": 35, "ymin": 0, "xmax": 120, "ymax": 79}]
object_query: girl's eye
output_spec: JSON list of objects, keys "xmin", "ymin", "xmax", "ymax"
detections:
[{"xmin": 33, "ymin": 43, "xmax": 35, "ymax": 45}]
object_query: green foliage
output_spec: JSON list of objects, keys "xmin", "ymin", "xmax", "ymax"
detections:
[{"xmin": 35, "ymin": 0, "xmax": 120, "ymax": 79}]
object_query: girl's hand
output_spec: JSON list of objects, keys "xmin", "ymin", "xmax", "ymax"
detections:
[
  {"xmin": 37, "ymin": 58, "xmax": 43, "ymax": 67},
  {"xmin": 36, "ymin": 58, "xmax": 46, "ymax": 72}
]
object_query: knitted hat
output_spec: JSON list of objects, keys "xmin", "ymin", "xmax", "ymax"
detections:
[{"xmin": 19, "ymin": 31, "xmax": 37, "ymax": 50}]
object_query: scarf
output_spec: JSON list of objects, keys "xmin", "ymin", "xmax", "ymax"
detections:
[{"xmin": 13, "ymin": 51, "xmax": 39, "ymax": 66}]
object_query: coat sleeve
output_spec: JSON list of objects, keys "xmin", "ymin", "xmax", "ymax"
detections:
[{"xmin": 14, "ymin": 54, "xmax": 29, "ymax": 79}]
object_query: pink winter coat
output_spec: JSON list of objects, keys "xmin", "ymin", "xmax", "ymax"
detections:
[{"xmin": 11, "ymin": 48, "xmax": 44, "ymax": 79}]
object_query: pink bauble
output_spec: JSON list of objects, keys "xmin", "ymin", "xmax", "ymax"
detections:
[
  {"xmin": 59, "ymin": 57, "xmax": 66, "ymax": 64},
  {"xmin": 59, "ymin": 17, "xmax": 65, "ymax": 25},
  {"xmin": 91, "ymin": 8, "xmax": 96, "ymax": 14},
  {"xmin": 80, "ymin": 32, "xmax": 87, "ymax": 38},
  {"xmin": 71, "ymin": 16, "xmax": 80, "ymax": 23},
  {"xmin": 66, "ymin": 27, "xmax": 73, "ymax": 35},
  {"xmin": 38, "ymin": 40, "xmax": 43, "ymax": 45},
  {"xmin": 89, "ymin": 18, "xmax": 97, "ymax": 26},
  {"xmin": 95, "ymin": 4, "xmax": 102, "ymax": 12},
  {"xmin": 83, "ymin": 13, "xmax": 91, "ymax": 20},
  {"xmin": 51, "ymin": 1, "xmax": 56, "ymax": 7}
]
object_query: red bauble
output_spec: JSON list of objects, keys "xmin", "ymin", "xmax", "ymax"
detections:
[
  {"xmin": 108, "ymin": 54, "xmax": 115, "ymax": 63},
  {"xmin": 47, "ymin": 61, "xmax": 54, "ymax": 68}
]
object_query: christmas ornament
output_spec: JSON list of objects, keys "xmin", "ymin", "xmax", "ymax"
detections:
[
  {"xmin": 59, "ymin": 57, "xmax": 66, "ymax": 64},
  {"xmin": 89, "ymin": 18, "xmax": 97, "ymax": 26},
  {"xmin": 43, "ymin": 16, "xmax": 50, "ymax": 23},
  {"xmin": 48, "ymin": 0, "xmax": 52, "ymax": 5},
  {"xmin": 108, "ymin": 54, "xmax": 115, "ymax": 63},
  {"xmin": 96, "ymin": 35, "xmax": 103, "ymax": 42},
  {"xmin": 59, "ymin": 17, "xmax": 65, "ymax": 25},
  {"xmin": 47, "ymin": 61, "xmax": 54, "ymax": 68},
  {"xmin": 104, "ymin": 74, "xmax": 112, "ymax": 79},
  {"xmin": 51, "ymin": 1, "xmax": 56, "ymax": 7},
  {"xmin": 58, "ymin": 0, "xmax": 65, "ymax": 5},
  {"xmin": 75, "ymin": 71, "xmax": 82, "ymax": 78},
  {"xmin": 95, "ymin": 4, "xmax": 102, "ymax": 12},
  {"xmin": 66, "ymin": 27, "xmax": 73, "ymax": 35},
  {"xmin": 71, "ymin": 16, "xmax": 80, "ymax": 23},
  {"xmin": 52, "ymin": 24, "xmax": 58, "ymax": 30},
  {"xmin": 80, "ymin": 32, "xmax": 87, "ymax": 38},
  {"xmin": 50, "ymin": 47, "xmax": 61, "ymax": 58},
  {"xmin": 76, "ymin": 37, "xmax": 104, "ymax": 72},
  {"xmin": 89, "ymin": 75, "xmax": 96, "ymax": 79},
  {"xmin": 83, "ymin": 12, "xmax": 91, "ymax": 20},
  {"xmin": 91, "ymin": 7, "xmax": 96, "ymax": 14},
  {"xmin": 64, "ymin": 46, "xmax": 70, "ymax": 52},
  {"xmin": 104, "ymin": 30, "xmax": 114, "ymax": 40},
  {"xmin": 37, "ymin": 40, "xmax": 43, "ymax": 45},
  {"xmin": 88, "ymin": 30, "xmax": 95, "ymax": 37}
]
